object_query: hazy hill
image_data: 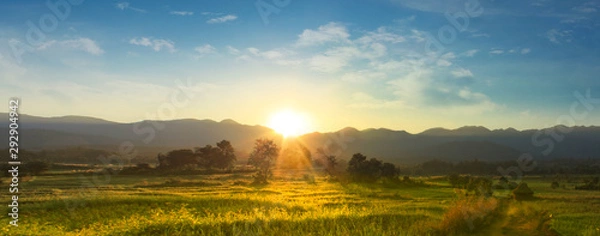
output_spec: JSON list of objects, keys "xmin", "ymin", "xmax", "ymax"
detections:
[
  {"xmin": 1, "ymin": 113, "xmax": 599, "ymax": 164},
  {"xmin": 0, "ymin": 113, "xmax": 279, "ymax": 156}
]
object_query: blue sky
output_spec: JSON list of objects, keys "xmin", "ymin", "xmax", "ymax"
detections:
[{"xmin": 1, "ymin": 0, "xmax": 599, "ymax": 133}]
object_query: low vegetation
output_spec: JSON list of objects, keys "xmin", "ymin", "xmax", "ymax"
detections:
[{"xmin": 1, "ymin": 139, "xmax": 599, "ymax": 235}]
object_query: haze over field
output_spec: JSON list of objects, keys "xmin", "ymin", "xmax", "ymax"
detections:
[
  {"xmin": 2, "ymin": 113, "xmax": 599, "ymax": 165},
  {"xmin": 1, "ymin": 0, "xmax": 599, "ymax": 134}
]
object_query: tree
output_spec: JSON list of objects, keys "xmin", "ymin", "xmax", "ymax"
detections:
[
  {"xmin": 195, "ymin": 140, "xmax": 237, "ymax": 170},
  {"xmin": 381, "ymin": 162, "xmax": 400, "ymax": 180},
  {"xmin": 316, "ymin": 148, "xmax": 338, "ymax": 176},
  {"xmin": 347, "ymin": 153, "xmax": 383, "ymax": 182},
  {"xmin": 157, "ymin": 149, "xmax": 197, "ymax": 170},
  {"xmin": 348, "ymin": 153, "xmax": 366, "ymax": 170},
  {"xmin": 215, "ymin": 140, "xmax": 236, "ymax": 169},
  {"xmin": 196, "ymin": 145, "xmax": 218, "ymax": 169},
  {"xmin": 248, "ymin": 138, "xmax": 279, "ymax": 184}
]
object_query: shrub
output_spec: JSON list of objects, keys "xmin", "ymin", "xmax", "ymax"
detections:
[
  {"xmin": 437, "ymin": 197, "xmax": 500, "ymax": 235},
  {"xmin": 303, "ymin": 174, "xmax": 316, "ymax": 184},
  {"xmin": 512, "ymin": 182, "xmax": 534, "ymax": 201}
]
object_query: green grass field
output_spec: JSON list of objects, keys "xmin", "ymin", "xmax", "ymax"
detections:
[{"xmin": 2, "ymin": 172, "xmax": 599, "ymax": 235}]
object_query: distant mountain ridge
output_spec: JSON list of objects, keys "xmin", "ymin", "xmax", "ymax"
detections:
[{"xmin": 1, "ymin": 113, "xmax": 599, "ymax": 164}]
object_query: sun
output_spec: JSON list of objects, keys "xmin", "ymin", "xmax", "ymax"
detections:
[{"xmin": 267, "ymin": 109, "xmax": 311, "ymax": 138}]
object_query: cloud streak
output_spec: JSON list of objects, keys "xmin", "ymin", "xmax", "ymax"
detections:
[
  {"xmin": 207, "ymin": 14, "xmax": 238, "ymax": 24},
  {"xmin": 115, "ymin": 2, "xmax": 146, "ymax": 13},
  {"xmin": 170, "ymin": 11, "xmax": 194, "ymax": 16},
  {"xmin": 129, "ymin": 37, "xmax": 176, "ymax": 53},
  {"xmin": 36, "ymin": 38, "xmax": 104, "ymax": 55}
]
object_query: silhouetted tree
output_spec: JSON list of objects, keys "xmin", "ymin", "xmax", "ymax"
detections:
[
  {"xmin": 316, "ymin": 148, "xmax": 338, "ymax": 176},
  {"xmin": 381, "ymin": 162, "xmax": 400, "ymax": 180},
  {"xmin": 196, "ymin": 145, "xmax": 218, "ymax": 169},
  {"xmin": 157, "ymin": 149, "xmax": 196, "ymax": 169},
  {"xmin": 195, "ymin": 140, "xmax": 237, "ymax": 170},
  {"xmin": 248, "ymin": 138, "xmax": 279, "ymax": 184},
  {"xmin": 215, "ymin": 140, "xmax": 236, "ymax": 169},
  {"xmin": 347, "ymin": 153, "xmax": 383, "ymax": 182}
]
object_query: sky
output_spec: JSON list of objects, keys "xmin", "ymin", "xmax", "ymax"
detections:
[{"xmin": 1, "ymin": 0, "xmax": 599, "ymax": 134}]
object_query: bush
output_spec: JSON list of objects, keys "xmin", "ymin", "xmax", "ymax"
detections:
[
  {"xmin": 303, "ymin": 174, "xmax": 316, "ymax": 184},
  {"xmin": 437, "ymin": 197, "xmax": 501, "ymax": 235},
  {"xmin": 512, "ymin": 182, "xmax": 534, "ymax": 201},
  {"xmin": 448, "ymin": 175, "xmax": 493, "ymax": 196},
  {"xmin": 551, "ymin": 181, "xmax": 559, "ymax": 189}
]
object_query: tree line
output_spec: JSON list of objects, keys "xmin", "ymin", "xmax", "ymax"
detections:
[{"xmin": 157, "ymin": 140, "xmax": 237, "ymax": 170}]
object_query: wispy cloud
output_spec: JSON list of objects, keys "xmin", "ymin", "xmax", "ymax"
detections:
[
  {"xmin": 243, "ymin": 47, "xmax": 301, "ymax": 66},
  {"xmin": 207, "ymin": 14, "xmax": 238, "ymax": 24},
  {"xmin": 296, "ymin": 22, "xmax": 350, "ymax": 47},
  {"xmin": 309, "ymin": 46, "xmax": 361, "ymax": 72},
  {"xmin": 37, "ymin": 38, "xmax": 104, "ymax": 55},
  {"xmin": 201, "ymin": 12, "xmax": 223, "ymax": 16},
  {"xmin": 437, "ymin": 52, "xmax": 455, "ymax": 67},
  {"xmin": 341, "ymin": 70, "xmax": 386, "ymax": 84},
  {"xmin": 572, "ymin": 2, "xmax": 598, "ymax": 13},
  {"xmin": 356, "ymin": 27, "xmax": 405, "ymax": 44},
  {"xmin": 390, "ymin": 0, "xmax": 468, "ymax": 14},
  {"xmin": 170, "ymin": 11, "xmax": 194, "ymax": 16},
  {"xmin": 194, "ymin": 44, "xmax": 217, "ymax": 56},
  {"xmin": 129, "ymin": 37, "xmax": 176, "ymax": 53},
  {"xmin": 521, "ymin": 48, "xmax": 531, "ymax": 54},
  {"xmin": 394, "ymin": 15, "xmax": 416, "ymax": 25},
  {"xmin": 348, "ymin": 92, "xmax": 405, "ymax": 109},
  {"xmin": 115, "ymin": 2, "xmax": 146, "ymax": 13},
  {"xmin": 546, "ymin": 29, "xmax": 573, "ymax": 44},
  {"xmin": 489, "ymin": 49, "xmax": 504, "ymax": 55},
  {"xmin": 451, "ymin": 68, "xmax": 474, "ymax": 78},
  {"xmin": 462, "ymin": 49, "xmax": 479, "ymax": 57},
  {"xmin": 226, "ymin": 46, "xmax": 241, "ymax": 55}
]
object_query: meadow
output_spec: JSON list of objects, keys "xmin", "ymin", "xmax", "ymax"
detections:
[{"xmin": 2, "ymin": 171, "xmax": 599, "ymax": 236}]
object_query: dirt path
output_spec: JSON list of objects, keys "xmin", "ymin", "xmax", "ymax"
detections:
[{"xmin": 479, "ymin": 200, "xmax": 560, "ymax": 236}]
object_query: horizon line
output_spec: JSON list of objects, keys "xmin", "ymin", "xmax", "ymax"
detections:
[{"xmin": 2, "ymin": 112, "xmax": 599, "ymax": 136}]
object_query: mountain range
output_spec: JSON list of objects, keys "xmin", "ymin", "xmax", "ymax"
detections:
[{"xmin": 1, "ymin": 113, "xmax": 599, "ymax": 164}]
